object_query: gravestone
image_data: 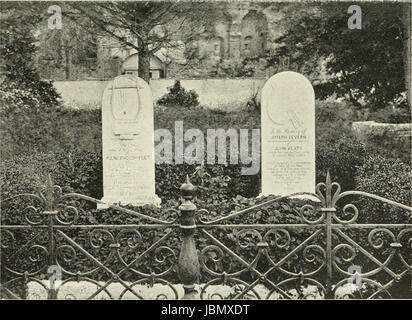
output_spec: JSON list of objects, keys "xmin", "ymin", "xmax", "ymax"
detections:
[
  {"xmin": 261, "ymin": 71, "xmax": 316, "ymax": 197},
  {"xmin": 99, "ymin": 74, "xmax": 160, "ymax": 208}
]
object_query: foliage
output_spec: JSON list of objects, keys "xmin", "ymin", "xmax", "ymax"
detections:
[
  {"xmin": 0, "ymin": 35, "xmax": 60, "ymax": 109},
  {"xmin": 0, "ymin": 151, "xmax": 260, "ymax": 207},
  {"xmin": 361, "ymin": 129, "xmax": 411, "ymax": 165},
  {"xmin": 0, "ymin": 105, "xmax": 101, "ymax": 160},
  {"xmin": 1, "ymin": 99, "xmax": 410, "ymax": 297},
  {"xmin": 0, "ymin": 5, "xmax": 62, "ymax": 161},
  {"xmin": 2, "ymin": 99, "xmax": 409, "ymax": 196},
  {"xmin": 367, "ymin": 104, "xmax": 411, "ymax": 124},
  {"xmin": 352, "ymin": 119, "xmax": 411, "ymax": 165},
  {"xmin": 315, "ymin": 101, "xmax": 366, "ymax": 192},
  {"xmin": 0, "ymin": 150, "xmax": 103, "ymax": 202},
  {"xmin": 207, "ymin": 59, "xmax": 256, "ymax": 78},
  {"xmin": 273, "ymin": 2, "xmax": 408, "ymax": 110},
  {"xmin": 2, "ymin": 172, "xmax": 410, "ymax": 297},
  {"xmin": 316, "ymin": 134, "xmax": 367, "ymax": 194},
  {"xmin": 66, "ymin": 2, "xmax": 220, "ymax": 83},
  {"xmin": 157, "ymin": 80, "xmax": 199, "ymax": 107},
  {"xmin": 386, "ymin": 108, "xmax": 411, "ymax": 124},
  {"xmin": 315, "ymin": 100, "xmax": 358, "ymax": 134},
  {"xmin": 355, "ymin": 155, "xmax": 411, "ymax": 224},
  {"xmin": 246, "ymin": 84, "xmax": 261, "ymax": 112},
  {"xmin": 35, "ymin": 13, "xmax": 99, "ymax": 81},
  {"xmin": 154, "ymin": 104, "xmax": 259, "ymax": 132}
]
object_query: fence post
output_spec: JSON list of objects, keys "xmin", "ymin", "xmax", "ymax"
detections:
[
  {"xmin": 177, "ymin": 175, "xmax": 201, "ymax": 299},
  {"xmin": 44, "ymin": 174, "xmax": 58, "ymax": 300},
  {"xmin": 410, "ymin": 214, "xmax": 412, "ymax": 298},
  {"xmin": 323, "ymin": 171, "xmax": 336, "ymax": 299},
  {"xmin": 324, "ymin": 206, "xmax": 336, "ymax": 299}
]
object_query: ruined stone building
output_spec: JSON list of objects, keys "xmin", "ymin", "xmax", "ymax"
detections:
[
  {"xmin": 197, "ymin": 6, "xmax": 270, "ymax": 62},
  {"xmin": 38, "ymin": 2, "xmax": 288, "ymax": 80},
  {"xmin": 95, "ymin": 2, "xmax": 288, "ymax": 79},
  {"xmin": 172, "ymin": 2, "xmax": 287, "ymax": 78}
]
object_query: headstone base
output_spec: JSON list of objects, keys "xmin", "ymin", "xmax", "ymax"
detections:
[
  {"xmin": 258, "ymin": 192, "xmax": 320, "ymax": 202},
  {"xmin": 97, "ymin": 194, "xmax": 162, "ymax": 210}
]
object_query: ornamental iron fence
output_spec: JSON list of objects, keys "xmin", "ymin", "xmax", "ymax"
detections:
[{"xmin": 0, "ymin": 172, "xmax": 411, "ymax": 299}]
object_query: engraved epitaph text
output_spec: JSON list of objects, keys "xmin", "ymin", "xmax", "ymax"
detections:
[
  {"xmin": 99, "ymin": 75, "xmax": 160, "ymax": 208},
  {"xmin": 261, "ymin": 71, "xmax": 315, "ymax": 196}
]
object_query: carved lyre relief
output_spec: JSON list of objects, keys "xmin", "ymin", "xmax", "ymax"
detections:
[{"xmin": 110, "ymin": 75, "xmax": 141, "ymax": 140}]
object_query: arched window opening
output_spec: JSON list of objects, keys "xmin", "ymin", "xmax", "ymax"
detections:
[{"xmin": 244, "ymin": 36, "xmax": 252, "ymax": 55}]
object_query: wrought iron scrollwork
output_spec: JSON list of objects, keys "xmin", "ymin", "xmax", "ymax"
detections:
[{"xmin": 1, "ymin": 172, "xmax": 411, "ymax": 299}]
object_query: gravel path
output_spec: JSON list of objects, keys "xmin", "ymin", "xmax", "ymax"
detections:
[{"xmin": 26, "ymin": 281, "xmax": 355, "ymax": 300}]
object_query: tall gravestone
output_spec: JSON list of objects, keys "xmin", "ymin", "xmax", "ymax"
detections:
[
  {"xmin": 99, "ymin": 74, "xmax": 160, "ymax": 208},
  {"xmin": 261, "ymin": 71, "xmax": 315, "ymax": 197}
]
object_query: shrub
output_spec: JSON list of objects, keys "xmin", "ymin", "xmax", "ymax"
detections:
[
  {"xmin": 361, "ymin": 128, "xmax": 411, "ymax": 165},
  {"xmin": 208, "ymin": 59, "xmax": 255, "ymax": 78},
  {"xmin": 0, "ymin": 182, "xmax": 320, "ymax": 287},
  {"xmin": 0, "ymin": 28, "xmax": 60, "ymax": 108},
  {"xmin": 316, "ymin": 134, "xmax": 367, "ymax": 193},
  {"xmin": 154, "ymin": 104, "xmax": 259, "ymax": 133},
  {"xmin": 157, "ymin": 80, "xmax": 199, "ymax": 107},
  {"xmin": 315, "ymin": 100, "xmax": 358, "ymax": 143},
  {"xmin": 387, "ymin": 108, "xmax": 411, "ymax": 124},
  {"xmin": 355, "ymin": 155, "xmax": 411, "ymax": 224},
  {"xmin": 315, "ymin": 101, "xmax": 369, "ymax": 192},
  {"xmin": 0, "ymin": 106, "xmax": 101, "ymax": 160},
  {"xmin": 0, "ymin": 150, "xmax": 103, "ymax": 201},
  {"xmin": 368, "ymin": 106, "xmax": 411, "ymax": 124}
]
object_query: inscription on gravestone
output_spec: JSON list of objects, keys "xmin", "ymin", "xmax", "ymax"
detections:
[
  {"xmin": 261, "ymin": 71, "xmax": 316, "ymax": 197},
  {"xmin": 99, "ymin": 74, "xmax": 160, "ymax": 208}
]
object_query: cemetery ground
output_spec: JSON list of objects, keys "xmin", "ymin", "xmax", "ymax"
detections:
[{"xmin": 1, "ymin": 88, "xmax": 411, "ymax": 299}]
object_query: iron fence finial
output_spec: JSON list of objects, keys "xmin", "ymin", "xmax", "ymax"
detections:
[
  {"xmin": 180, "ymin": 175, "xmax": 195, "ymax": 199},
  {"xmin": 178, "ymin": 176, "xmax": 200, "ymax": 299}
]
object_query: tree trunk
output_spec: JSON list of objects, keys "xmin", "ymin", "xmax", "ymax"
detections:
[
  {"xmin": 138, "ymin": 42, "xmax": 151, "ymax": 84},
  {"xmin": 403, "ymin": 3, "xmax": 411, "ymax": 114},
  {"xmin": 64, "ymin": 46, "xmax": 71, "ymax": 80}
]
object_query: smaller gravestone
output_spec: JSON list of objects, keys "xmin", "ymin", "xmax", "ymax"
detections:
[
  {"xmin": 99, "ymin": 74, "xmax": 160, "ymax": 208},
  {"xmin": 261, "ymin": 71, "xmax": 316, "ymax": 197}
]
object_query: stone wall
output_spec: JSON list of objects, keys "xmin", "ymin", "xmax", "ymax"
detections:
[
  {"xmin": 352, "ymin": 121, "xmax": 412, "ymax": 162},
  {"xmin": 352, "ymin": 121, "xmax": 412, "ymax": 139},
  {"xmin": 53, "ymin": 78, "xmax": 266, "ymax": 110}
]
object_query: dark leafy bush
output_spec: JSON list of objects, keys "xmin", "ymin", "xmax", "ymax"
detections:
[
  {"xmin": 368, "ymin": 106, "xmax": 411, "ymax": 124},
  {"xmin": 1, "ymin": 153, "xmax": 259, "ymax": 207},
  {"xmin": 0, "ymin": 150, "xmax": 103, "ymax": 201},
  {"xmin": 315, "ymin": 101, "xmax": 367, "ymax": 191},
  {"xmin": 154, "ymin": 104, "xmax": 259, "ymax": 133},
  {"xmin": 316, "ymin": 134, "xmax": 367, "ymax": 193},
  {"xmin": 2, "ymin": 182, "xmax": 409, "ymax": 298},
  {"xmin": 157, "ymin": 80, "xmax": 199, "ymax": 107},
  {"xmin": 0, "ymin": 28, "xmax": 60, "ymax": 108},
  {"xmin": 0, "ymin": 183, "xmax": 320, "ymax": 285},
  {"xmin": 354, "ymin": 155, "xmax": 411, "ymax": 224},
  {"xmin": 208, "ymin": 59, "xmax": 256, "ymax": 78},
  {"xmin": 315, "ymin": 101, "xmax": 358, "ymax": 131},
  {"xmin": 387, "ymin": 108, "xmax": 411, "ymax": 124},
  {"xmin": 0, "ymin": 106, "xmax": 101, "ymax": 160},
  {"xmin": 360, "ymin": 128, "xmax": 411, "ymax": 165}
]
